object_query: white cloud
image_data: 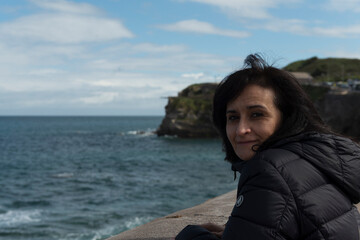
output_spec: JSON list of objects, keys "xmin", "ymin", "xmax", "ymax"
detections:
[
  {"xmin": 325, "ymin": 0, "xmax": 360, "ymax": 12},
  {"xmin": 30, "ymin": 0, "xmax": 100, "ymax": 14},
  {"xmin": 0, "ymin": 38, "xmax": 236, "ymax": 92},
  {"xmin": 158, "ymin": 19, "xmax": 250, "ymax": 38},
  {"xmin": 183, "ymin": 0, "xmax": 312, "ymax": 37},
  {"xmin": 99, "ymin": 43, "xmax": 188, "ymax": 58},
  {"xmin": 183, "ymin": 0, "xmax": 360, "ymax": 39},
  {"xmin": 257, "ymin": 18, "xmax": 308, "ymax": 34},
  {"xmin": 77, "ymin": 73, "xmax": 172, "ymax": 89},
  {"xmin": 78, "ymin": 92, "xmax": 119, "ymax": 104},
  {"xmin": 0, "ymin": 0, "xmax": 246, "ymax": 114},
  {"xmin": 21, "ymin": 98, "xmax": 58, "ymax": 107},
  {"xmin": 28, "ymin": 68, "xmax": 65, "ymax": 76},
  {"xmin": 0, "ymin": 13, "xmax": 133, "ymax": 43},
  {"xmin": 260, "ymin": 19, "xmax": 360, "ymax": 38},
  {"xmin": 85, "ymin": 48, "xmax": 238, "ymax": 73},
  {"xmin": 312, "ymin": 24, "xmax": 360, "ymax": 38},
  {"xmin": 187, "ymin": 1, "xmax": 360, "ymax": 39},
  {"xmin": 322, "ymin": 49, "xmax": 360, "ymax": 59},
  {"xmin": 181, "ymin": 72, "xmax": 205, "ymax": 80},
  {"xmin": 0, "ymin": 77, "xmax": 73, "ymax": 92},
  {"xmin": 187, "ymin": 0, "xmax": 299, "ymax": 19},
  {"xmin": 251, "ymin": 17, "xmax": 360, "ymax": 38},
  {"xmin": 129, "ymin": 43, "xmax": 187, "ymax": 54}
]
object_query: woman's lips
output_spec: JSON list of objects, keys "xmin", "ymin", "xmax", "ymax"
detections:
[{"xmin": 236, "ymin": 140, "xmax": 257, "ymax": 144}]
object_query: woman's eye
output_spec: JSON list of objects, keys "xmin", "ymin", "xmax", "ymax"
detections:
[
  {"xmin": 227, "ymin": 115, "xmax": 239, "ymax": 121},
  {"xmin": 251, "ymin": 112, "xmax": 263, "ymax": 118}
]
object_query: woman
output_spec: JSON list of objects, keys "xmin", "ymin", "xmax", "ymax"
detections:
[{"xmin": 176, "ymin": 54, "xmax": 360, "ymax": 239}]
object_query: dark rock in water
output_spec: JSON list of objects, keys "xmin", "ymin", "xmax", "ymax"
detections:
[{"xmin": 156, "ymin": 83, "xmax": 219, "ymax": 138}]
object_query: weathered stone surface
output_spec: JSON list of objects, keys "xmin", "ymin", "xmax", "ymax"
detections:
[{"xmin": 107, "ymin": 190, "xmax": 236, "ymax": 240}]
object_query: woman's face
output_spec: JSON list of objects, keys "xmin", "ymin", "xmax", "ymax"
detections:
[{"xmin": 226, "ymin": 84, "xmax": 282, "ymax": 161}]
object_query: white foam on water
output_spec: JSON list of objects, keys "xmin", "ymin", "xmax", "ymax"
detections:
[
  {"xmin": 90, "ymin": 226, "xmax": 118, "ymax": 240},
  {"xmin": 126, "ymin": 129, "xmax": 155, "ymax": 137},
  {"xmin": 58, "ymin": 226, "xmax": 118, "ymax": 240},
  {"xmin": 127, "ymin": 130, "xmax": 138, "ymax": 135},
  {"xmin": 124, "ymin": 216, "xmax": 153, "ymax": 230},
  {"xmin": 0, "ymin": 209, "xmax": 41, "ymax": 227},
  {"xmin": 52, "ymin": 172, "xmax": 74, "ymax": 178},
  {"xmin": 141, "ymin": 129, "xmax": 156, "ymax": 137},
  {"xmin": 58, "ymin": 218, "xmax": 153, "ymax": 240}
]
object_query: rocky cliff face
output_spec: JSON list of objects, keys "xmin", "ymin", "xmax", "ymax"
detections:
[
  {"xmin": 315, "ymin": 91, "xmax": 360, "ymax": 139},
  {"xmin": 156, "ymin": 83, "xmax": 218, "ymax": 138},
  {"xmin": 157, "ymin": 83, "xmax": 360, "ymax": 140}
]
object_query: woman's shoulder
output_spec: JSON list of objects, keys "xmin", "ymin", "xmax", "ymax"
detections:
[
  {"xmin": 238, "ymin": 148, "xmax": 303, "ymax": 189},
  {"xmin": 257, "ymin": 135, "xmax": 360, "ymax": 204}
]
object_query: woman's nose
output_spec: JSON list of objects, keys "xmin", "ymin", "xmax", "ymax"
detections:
[{"xmin": 236, "ymin": 120, "xmax": 251, "ymax": 135}]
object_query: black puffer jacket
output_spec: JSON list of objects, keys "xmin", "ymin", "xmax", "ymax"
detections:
[{"xmin": 176, "ymin": 132, "xmax": 360, "ymax": 240}]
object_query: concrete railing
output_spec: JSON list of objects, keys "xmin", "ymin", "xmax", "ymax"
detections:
[
  {"xmin": 107, "ymin": 190, "xmax": 236, "ymax": 240},
  {"xmin": 107, "ymin": 190, "xmax": 360, "ymax": 240}
]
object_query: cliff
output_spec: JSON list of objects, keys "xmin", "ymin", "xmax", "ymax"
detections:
[
  {"xmin": 156, "ymin": 83, "xmax": 360, "ymax": 140},
  {"xmin": 316, "ymin": 90, "xmax": 360, "ymax": 138},
  {"xmin": 156, "ymin": 83, "xmax": 218, "ymax": 138}
]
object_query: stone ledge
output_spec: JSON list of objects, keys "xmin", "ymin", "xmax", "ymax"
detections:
[
  {"xmin": 107, "ymin": 190, "xmax": 360, "ymax": 240},
  {"xmin": 107, "ymin": 190, "xmax": 236, "ymax": 240}
]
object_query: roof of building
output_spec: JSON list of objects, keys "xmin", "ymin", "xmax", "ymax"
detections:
[{"xmin": 290, "ymin": 72, "xmax": 314, "ymax": 80}]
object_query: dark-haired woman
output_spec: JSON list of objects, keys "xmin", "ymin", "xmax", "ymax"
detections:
[{"xmin": 176, "ymin": 54, "xmax": 360, "ymax": 240}]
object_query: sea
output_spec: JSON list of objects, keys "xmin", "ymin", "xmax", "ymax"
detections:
[{"xmin": 0, "ymin": 116, "xmax": 237, "ymax": 240}]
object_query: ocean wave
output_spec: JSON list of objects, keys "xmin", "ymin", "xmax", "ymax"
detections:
[
  {"xmin": 123, "ymin": 216, "xmax": 153, "ymax": 230},
  {"xmin": 90, "ymin": 226, "xmax": 118, "ymax": 240},
  {"xmin": 0, "ymin": 210, "xmax": 41, "ymax": 227},
  {"xmin": 52, "ymin": 172, "xmax": 74, "ymax": 178},
  {"xmin": 58, "ymin": 225, "xmax": 117, "ymax": 240},
  {"xmin": 126, "ymin": 129, "xmax": 156, "ymax": 137}
]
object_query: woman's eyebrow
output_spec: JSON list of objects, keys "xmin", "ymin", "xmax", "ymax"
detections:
[
  {"xmin": 226, "ymin": 110, "xmax": 237, "ymax": 114},
  {"xmin": 247, "ymin": 105, "xmax": 267, "ymax": 110}
]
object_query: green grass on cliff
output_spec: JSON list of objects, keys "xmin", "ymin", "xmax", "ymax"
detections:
[
  {"xmin": 178, "ymin": 83, "xmax": 217, "ymax": 98},
  {"xmin": 283, "ymin": 56, "xmax": 360, "ymax": 82},
  {"xmin": 169, "ymin": 97, "xmax": 212, "ymax": 114}
]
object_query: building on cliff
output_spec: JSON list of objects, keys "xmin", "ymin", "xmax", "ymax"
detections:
[{"xmin": 290, "ymin": 72, "xmax": 314, "ymax": 85}]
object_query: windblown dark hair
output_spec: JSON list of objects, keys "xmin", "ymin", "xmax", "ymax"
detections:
[{"xmin": 212, "ymin": 54, "xmax": 332, "ymax": 163}]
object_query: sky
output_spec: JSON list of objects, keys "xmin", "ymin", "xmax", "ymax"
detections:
[{"xmin": 1, "ymin": 0, "xmax": 360, "ymax": 116}]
